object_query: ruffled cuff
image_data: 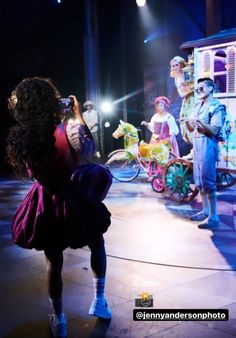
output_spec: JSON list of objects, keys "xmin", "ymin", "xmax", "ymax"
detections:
[{"xmin": 66, "ymin": 120, "xmax": 95, "ymax": 157}]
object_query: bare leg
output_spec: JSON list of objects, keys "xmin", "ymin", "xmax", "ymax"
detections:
[
  {"xmin": 190, "ymin": 189, "xmax": 209, "ymax": 221},
  {"xmin": 44, "ymin": 249, "xmax": 66, "ymax": 337},
  {"xmin": 88, "ymin": 236, "xmax": 112, "ymax": 318},
  {"xmin": 207, "ymin": 191, "xmax": 219, "ymax": 221},
  {"xmin": 200, "ymin": 190, "xmax": 209, "ymax": 215},
  {"xmin": 44, "ymin": 249, "xmax": 63, "ymax": 301},
  {"xmin": 88, "ymin": 235, "xmax": 106, "ymax": 278}
]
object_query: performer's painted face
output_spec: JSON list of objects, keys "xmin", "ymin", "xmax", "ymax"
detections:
[
  {"xmin": 195, "ymin": 82, "xmax": 213, "ymax": 100},
  {"xmin": 171, "ymin": 61, "xmax": 181, "ymax": 75},
  {"xmin": 155, "ymin": 101, "xmax": 166, "ymax": 113}
]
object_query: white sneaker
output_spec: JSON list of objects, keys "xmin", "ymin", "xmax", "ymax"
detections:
[
  {"xmin": 49, "ymin": 313, "xmax": 67, "ymax": 338},
  {"xmin": 89, "ymin": 298, "xmax": 112, "ymax": 319}
]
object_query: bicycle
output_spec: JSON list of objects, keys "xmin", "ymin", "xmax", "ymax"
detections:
[
  {"xmin": 106, "ymin": 121, "xmax": 236, "ymax": 203},
  {"xmin": 106, "ymin": 121, "xmax": 176, "ymax": 192}
]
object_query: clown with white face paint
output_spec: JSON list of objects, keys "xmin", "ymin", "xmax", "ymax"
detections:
[{"xmin": 185, "ymin": 78, "xmax": 226, "ymax": 229}]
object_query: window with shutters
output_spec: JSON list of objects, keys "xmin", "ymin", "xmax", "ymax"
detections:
[
  {"xmin": 228, "ymin": 48, "xmax": 235, "ymax": 93},
  {"xmin": 197, "ymin": 43, "xmax": 236, "ymax": 97},
  {"xmin": 203, "ymin": 52, "xmax": 211, "ymax": 77},
  {"xmin": 213, "ymin": 49, "xmax": 227, "ymax": 94}
]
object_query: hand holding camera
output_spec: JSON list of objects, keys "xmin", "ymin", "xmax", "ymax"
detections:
[
  {"xmin": 59, "ymin": 95, "xmax": 83, "ymax": 120},
  {"xmin": 68, "ymin": 95, "xmax": 82, "ymax": 118}
]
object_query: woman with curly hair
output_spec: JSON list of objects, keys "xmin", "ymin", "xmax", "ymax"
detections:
[{"xmin": 7, "ymin": 77, "xmax": 112, "ymax": 338}]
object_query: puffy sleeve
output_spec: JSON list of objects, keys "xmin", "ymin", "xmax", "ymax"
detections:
[
  {"xmin": 66, "ymin": 120, "xmax": 95, "ymax": 158},
  {"xmin": 167, "ymin": 114, "xmax": 179, "ymax": 136},
  {"xmin": 210, "ymin": 104, "xmax": 225, "ymax": 128},
  {"xmin": 148, "ymin": 115, "xmax": 157, "ymax": 133}
]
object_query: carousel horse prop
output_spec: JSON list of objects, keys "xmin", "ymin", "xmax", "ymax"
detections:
[
  {"xmin": 107, "ymin": 120, "xmax": 171, "ymax": 166},
  {"xmin": 105, "ymin": 120, "xmax": 139, "ymax": 164},
  {"xmin": 112, "ymin": 120, "xmax": 139, "ymax": 151}
]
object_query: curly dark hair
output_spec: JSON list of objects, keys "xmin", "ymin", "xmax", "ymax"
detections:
[{"xmin": 6, "ymin": 77, "xmax": 62, "ymax": 179}]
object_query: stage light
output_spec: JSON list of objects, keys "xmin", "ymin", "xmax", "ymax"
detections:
[
  {"xmin": 57, "ymin": 0, "xmax": 61, "ymax": 3},
  {"xmin": 136, "ymin": 0, "xmax": 146, "ymax": 7},
  {"xmin": 144, "ymin": 30, "xmax": 166, "ymax": 44},
  {"xmin": 113, "ymin": 88, "xmax": 143, "ymax": 105},
  {"xmin": 100, "ymin": 101, "xmax": 113, "ymax": 114},
  {"xmin": 104, "ymin": 121, "xmax": 111, "ymax": 128}
]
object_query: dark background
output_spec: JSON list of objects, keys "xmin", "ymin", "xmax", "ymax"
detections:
[{"xmin": 1, "ymin": 0, "xmax": 236, "ymax": 174}]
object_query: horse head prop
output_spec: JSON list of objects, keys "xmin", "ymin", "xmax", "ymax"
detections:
[{"xmin": 112, "ymin": 120, "xmax": 139, "ymax": 149}]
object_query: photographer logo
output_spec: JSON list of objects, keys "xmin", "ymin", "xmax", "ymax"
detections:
[{"xmin": 135, "ymin": 291, "xmax": 153, "ymax": 307}]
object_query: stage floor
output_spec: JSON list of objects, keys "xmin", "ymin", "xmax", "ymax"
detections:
[{"xmin": 1, "ymin": 175, "xmax": 236, "ymax": 337}]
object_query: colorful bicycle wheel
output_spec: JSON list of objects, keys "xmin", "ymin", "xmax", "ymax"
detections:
[
  {"xmin": 162, "ymin": 158, "xmax": 199, "ymax": 203},
  {"xmin": 216, "ymin": 172, "xmax": 236, "ymax": 189},
  {"xmin": 151, "ymin": 175, "xmax": 165, "ymax": 193},
  {"xmin": 106, "ymin": 149, "xmax": 140, "ymax": 182}
]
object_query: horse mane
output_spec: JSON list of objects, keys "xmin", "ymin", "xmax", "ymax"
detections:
[
  {"xmin": 121, "ymin": 122, "xmax": 139, "ymax": 149},
  {"xmin": 112, "ymin": 121, "xmax": 139, "ymax": 149}
]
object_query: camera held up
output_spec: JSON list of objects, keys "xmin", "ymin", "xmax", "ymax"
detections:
[{"xmin": 59, "ymin": 97, "xmax": 74, "ymax": 116}]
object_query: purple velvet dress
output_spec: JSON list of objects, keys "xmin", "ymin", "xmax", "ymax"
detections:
[
  {"xmin": 152, "ymin": 120, "xmax": 180, "ymax": 157},
  {"xmin": 12, "ymin": 123, "xmax": 111, "ymax": 251}
]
